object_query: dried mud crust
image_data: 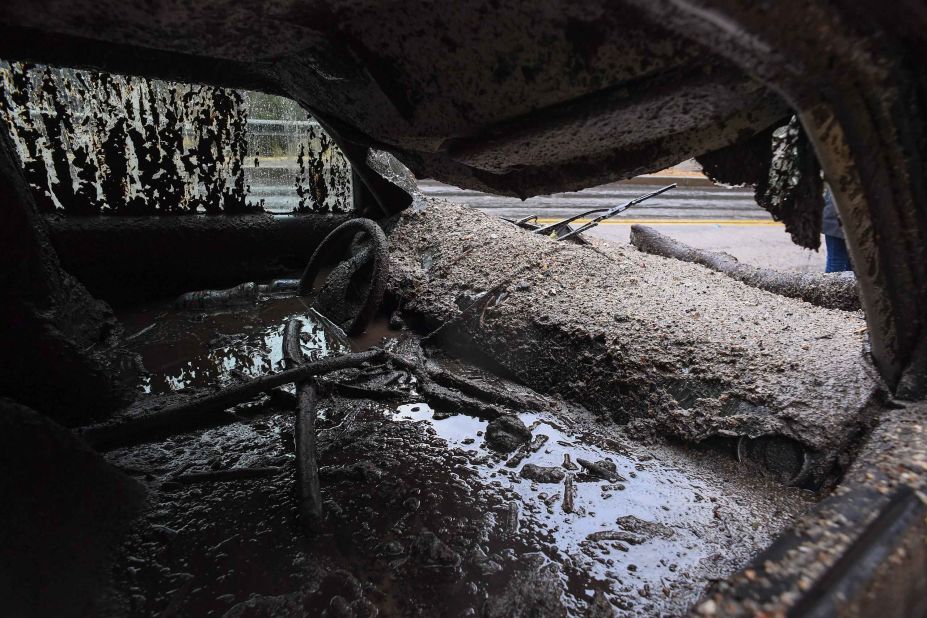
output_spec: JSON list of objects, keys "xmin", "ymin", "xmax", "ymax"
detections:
[{"xmin": 386, "ymin": 199, "xmax": 883, "ymax": 475}]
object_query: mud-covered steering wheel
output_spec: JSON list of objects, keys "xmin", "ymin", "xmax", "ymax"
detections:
[{"xmin": 298, "ymin": 218, "xmax": 389, "ymax": 336}]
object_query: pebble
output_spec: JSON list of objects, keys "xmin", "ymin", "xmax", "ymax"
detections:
[
  {"xmin": 520, "ymin": 464, "xmax": 566, "ymax": 483},
  {"xmin": 485, "ymin": 415, "xmax": 532, "ymax": 452}
]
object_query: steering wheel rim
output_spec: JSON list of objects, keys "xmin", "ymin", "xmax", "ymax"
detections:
[{"xmin": 298, "ymin": 218, "xmax": 389, "ymax": 336}]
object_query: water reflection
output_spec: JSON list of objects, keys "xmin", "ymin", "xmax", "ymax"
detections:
[
  {"xmin": 124, "ymin": 297, "xmax": 349, "ymax": 395},
  {"xmin": 390, "ymin": 402, "xmax": 766, "ymax": 611}
]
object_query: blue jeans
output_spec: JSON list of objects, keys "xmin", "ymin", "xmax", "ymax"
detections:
[{"xmin": 825, "ymin": 234, "xmax": 852, "ymax": 273}]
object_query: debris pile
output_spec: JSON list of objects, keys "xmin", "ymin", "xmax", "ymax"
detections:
[{"xmin": 386, "ymin": 198, "xmax": 881, "ymax": 484}]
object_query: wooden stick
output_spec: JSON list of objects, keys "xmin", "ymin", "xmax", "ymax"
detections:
[
  {"xmin": 320, "ymin": 379, "xmax": 409, "ymax": 401},
  {"xmin": 387, "ymin": 350, "xmax": 554, "ymax": 417},
  {"xmin": 424, "ymin": 363, "xmax": 550, "ymax": 413},
  {"xmin": 283, "ymin": 318, "xmax": 324, "ymax": 528},
  {"xmin": 562, "ymin": 473, "xmax": 576, "ymax": 513},
  {"xmin": 383, "ymin": 351, "xmax": 513, "ymax": 418},
  {"xmin": 80, "ymin": 348, "xmax": 384, "ymax": 450},
  {"xmin": 630, "ymin": 224, "xmax": 860, "ymax": 311}
]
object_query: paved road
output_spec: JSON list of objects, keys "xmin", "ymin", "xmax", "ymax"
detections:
[
  {"xmin": 418, "ymin": 178, "xmax": 763, "ymax": 220},
  {"xmin": 252, "ymin": 174, "xmax": 826, "ymax": 273},
  {"xmin": 419, "ymin": 179, "xmax": 826, "ymax": 273}
]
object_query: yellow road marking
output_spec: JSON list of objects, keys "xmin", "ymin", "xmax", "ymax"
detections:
[{"xmin": 531, "ymin": 218, "xmax": 781, "ymax": 226}]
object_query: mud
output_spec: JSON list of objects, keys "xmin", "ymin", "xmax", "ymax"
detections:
[
  {"xmin": 0, "ymin": 399, "xmax": 146, "ymax": 616},
  {"xmin": 386, "ymin": 198, "xmax": 883, "ymax": 481},
  {"xmin": 697, "ymin": 401, "xmax": 927, "ymax": 616},
  {"xmin": 98, "ymin": 295, "xmax": 810, "ymax": 616}
]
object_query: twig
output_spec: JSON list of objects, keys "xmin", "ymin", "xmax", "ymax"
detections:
[
  {"xmin": 386, "ymin": 351, "xmax": 547, "ymax": 411},
  {"xmin": 576, "ymin": 458, "xmax": 627, "ymax": 482},
  {"xmin": 421, "ymin": 278, "xmax": 513, "ymax": 342},
  {"xmin": 425, "ymin": 362, "xmax": 550, "ymax": 413},
  {"xmin": 562, "ymin": 473, "xmax": 576, "ymax": 513}
]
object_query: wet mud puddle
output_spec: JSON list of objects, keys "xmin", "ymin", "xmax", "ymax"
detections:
[
  {"xmin": 119, "ymin": 294, "xmax": 392, "ymax": 395},
  {"xmin": 109, "ymin": 298, "xmax": 810, "ymax": 616},
  {"xmin": 389, "ymin": 404, "xmax": 807, "ymax": 615}
]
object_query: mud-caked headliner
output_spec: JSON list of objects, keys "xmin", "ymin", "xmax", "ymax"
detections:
[{"xmin": 0, "ymin": 0, "xmax": 788, "ymax": 201}]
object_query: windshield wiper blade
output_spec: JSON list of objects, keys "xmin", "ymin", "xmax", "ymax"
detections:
[{"xmin": 557, "ymin": 184, "xmax": 676, "ymax": 241}]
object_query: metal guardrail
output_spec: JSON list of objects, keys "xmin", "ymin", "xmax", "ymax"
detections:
[{"xmin": 247, "ymin": 119, "xmax": 320, "ymax": 128}]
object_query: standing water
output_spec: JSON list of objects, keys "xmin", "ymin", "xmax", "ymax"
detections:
[{"xmin": 107, "ymin": 294, "xmax": 811, "ymax": 616}]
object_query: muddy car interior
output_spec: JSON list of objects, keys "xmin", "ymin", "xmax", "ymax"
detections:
[{"xmin": 1, "ymin": 2, "xmax": 925, "ymax": 617}]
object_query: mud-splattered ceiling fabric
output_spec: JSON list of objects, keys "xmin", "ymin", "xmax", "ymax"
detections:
[
  {"xmin": 0, "ymin": 62, "xmax": 355, "ymax": 216},
  {"xmin": 0, "ymin": 0, "xmax": 789, "ymax": 204}
]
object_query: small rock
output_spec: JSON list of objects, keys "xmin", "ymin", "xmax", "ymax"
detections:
[
  {"xmin": 411, "ymin": 530, "xmax": 462, "ymax": 569},
  {"xmin": 616, "ymin": 515, "xmax": 674, "ymax": 540},
  {"xmin": 519, "ymin": 464, "xmax": 565, "ymax": 483},
  {"xmin": 389, "ymin": 312, "xmax": 406, "ymax": 330},
  {"xmin": 378, "ymin": 541, "xmax": 405, "ymax": 557},
  {"xmin": 469, "ymin": 548, "xmax": 489, "ymax": 565},
  {"xmin": 484, "ymin": 415, "xmax": 531, "ymax": 453}
]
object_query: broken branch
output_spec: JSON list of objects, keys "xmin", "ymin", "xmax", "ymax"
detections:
[
  {"xmin": 80, "ymin": 348, "xmax": 385, "ymax": 450},
  {"xmin": 384, "ymin": 351, "xmax": 550, "ymax": 416},
  {"xmin": 629, "ymin": 224, "xmax": 860, "ymax": 311},
  {"xmin": 383, "ymin": 351, "xmax": 533, "ymax": 419},
  {"xmin": 284, "ymin": 317, "xmax": 324, "ymax": 528}
]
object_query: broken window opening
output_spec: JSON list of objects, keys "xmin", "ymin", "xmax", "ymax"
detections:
[{"xmin": 0, "ymin": 61, "xmax": 353, "ymax": 216}]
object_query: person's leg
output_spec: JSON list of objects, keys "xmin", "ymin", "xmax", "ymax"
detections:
[{"xmin": 824, "ymin": 234, "xmax": 852, "ymax": 272}]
